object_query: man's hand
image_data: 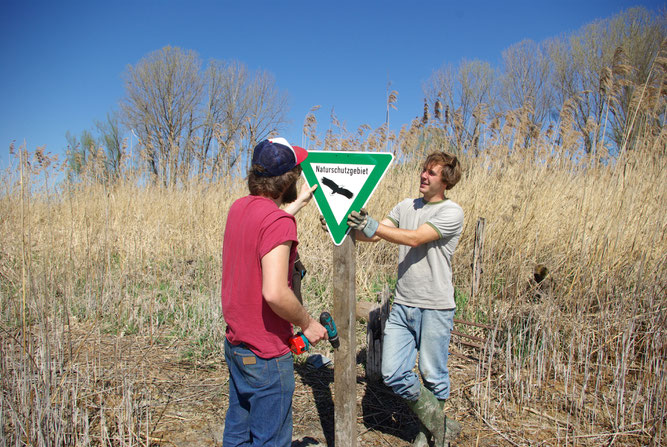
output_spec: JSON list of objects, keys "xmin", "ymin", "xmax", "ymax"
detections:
[
  {"xmin": 347, "ymin": 208, "xmax": 379, "ymax": 238},
  {"xmin": 296, "ymin": 182, "xmax": 317, "ymax": 206},
  {"xmin": 302, "ymin": 316, "xmax": 327, "ymax": 346},
  {"xmin": 319, "ymin": 215, "xmax": 328, "ymax": 233},
  {"xmin": 284, "ymin": 183, "xmax": 318, "ymax": 215}
]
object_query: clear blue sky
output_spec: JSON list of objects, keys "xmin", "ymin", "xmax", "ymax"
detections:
[{"xmin": 1, "ymin": 0, "xmax": 662, "ymax": 166}]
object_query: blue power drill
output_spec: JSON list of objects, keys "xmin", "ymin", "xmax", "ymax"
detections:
[
  {"xmin": 319, "ymin": 311, "xmax": 339, "ymax": 349},
  {"xmin": 289, "ymin": 311, "xmax": 339, "ymax": 354}
]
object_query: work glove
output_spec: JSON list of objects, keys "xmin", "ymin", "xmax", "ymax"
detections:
[
  {"xmin": 347, "ymin": 208, "xmax": 379, "ymax": 238},
  {"xmin": 319, "ymin": 215, "xmax": 328, "ymax": 233}
]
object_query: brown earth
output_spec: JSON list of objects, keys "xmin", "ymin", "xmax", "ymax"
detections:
[
  {"xmin": 72, "ymin": 325, "xmax": 509, "ymax": 447},
  {"xmin": 12, "ymin": 321, "xmax": 652, "ymax": 446}
]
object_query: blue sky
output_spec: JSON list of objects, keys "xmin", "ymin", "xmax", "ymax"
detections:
[{"xmin": 1, "ymin": 0, "xmax": 662, "ymax": 167}]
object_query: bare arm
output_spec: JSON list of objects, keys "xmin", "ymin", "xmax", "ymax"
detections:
[
  {"xmin": 283, "ymin": 182, "xmax": 318, "ymax": 216},
  {"xmin": 355, "ymin": 218, "xmax": 440, "ymax": 247},
  {"xmin": 261, "ymin": 242, "xmax": 327, "ymax": 344},
  {"xmin": 375, "ymin": 222, "xmax": 440, "ymax": 247}
]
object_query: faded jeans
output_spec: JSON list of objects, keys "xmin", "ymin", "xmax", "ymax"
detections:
[
  {"xmin": 381, "ymin": 303, "xmax": 455, "ymax": 401},
  {"xmin": 223, "ymin": 339, "xmax": 295, "ymax": 447}
]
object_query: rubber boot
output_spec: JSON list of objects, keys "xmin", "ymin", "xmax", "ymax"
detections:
[
  {"xmin": 412, "ymin": 423, "xmax": 429, "ymax": 447},
  {"xmin": 414, "ymin": 418, "xmax": 460, "ymax": 447},
  {"xmin": 413, "ymin": 427, "xmax": 429, "ymax": 447},
  {"xmin": 406, "ymin": 385, "xmax": 446, "ymax": 446},
  {"xmin": 439, "ymin": 399, "xmax": 462, "ymax": 442},
  {"xmin": 414, "ymin": 419, "xmax": 460, "ymax": 447}
]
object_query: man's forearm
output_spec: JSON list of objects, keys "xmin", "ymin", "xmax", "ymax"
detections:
[
  {"xmin": 374, "ymin": 222, "xmax": 440, "ymax": 247},
  {"xmin": 374, "ymin": 225, "xmax": 419, "ymax": 246},
  {"xmin": 283, "ymin": 199, "xmax": 307, "ymax": 216},
  {"xmin": 353, "ymin": 229, "xmax": 381, "ymax": 243}
]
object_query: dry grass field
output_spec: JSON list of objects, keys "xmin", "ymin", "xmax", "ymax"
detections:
[{"xmin": 1, "ymin": 101, "xmax": 666, "ymax": 445}]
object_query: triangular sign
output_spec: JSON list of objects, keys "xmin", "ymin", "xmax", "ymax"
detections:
[{"xmin": 301, "ymin": 151, "xmax": 394, "ymax": 245}]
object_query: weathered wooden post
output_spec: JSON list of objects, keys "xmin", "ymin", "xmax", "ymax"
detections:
[
  {"xmin": 471, "ymin": 217, "xmax": 485, "ymax": 301},
  {"xmin": 333, "ymin": 233, "xmax": 356, "ymax": 447},
  {"xmin": 299, "ymin": 150, "xmax": 393, "ymax": 446}
]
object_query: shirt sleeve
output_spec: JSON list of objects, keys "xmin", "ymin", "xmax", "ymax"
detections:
[
  {"xmin": 258, "ymin": 213, "xmax": 298, "ymax": 259},
  {"xmin": 387, "ymin": 200, "xmax": 406, "ymax": 227},
  {"xmin": 428, "ymin": 203, "xmax": 464, "ymax": 239}
]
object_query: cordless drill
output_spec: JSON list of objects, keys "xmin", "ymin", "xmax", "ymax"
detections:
[
  {"xmin": 319, "ymin": 311, "xmax": 339, "ymax": 349},
  {"xmin": 289, "ymin": 332, "xmax": 310, "ymax": 355},
  {"xmin": 289, "ymin": 311, "xmax": 339, "ymax": 354}
]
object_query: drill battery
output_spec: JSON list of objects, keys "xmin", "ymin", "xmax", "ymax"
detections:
[
  {"xmin": 288, "ymin": 312, "xmax": 339, "ymax": 354},
  {"xmin": 289, "ymin": 332, "xmax": 309, "ymax": 355}
]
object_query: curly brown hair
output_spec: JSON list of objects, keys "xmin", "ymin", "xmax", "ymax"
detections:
[
  {"xmin": 247, "ymin": 164, "xmax": 302, "ymax": 199},
  {"xmin": 423, "ymin": 152, "xmax": 462, "ymax": 190}
]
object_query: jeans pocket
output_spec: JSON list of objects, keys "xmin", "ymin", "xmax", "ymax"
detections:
[
  {"xmin": 275, "ymin": 351, "xmax": 295, "ymax": 393},
  {"xmin": 234, "ymin": 351, "xmax": 269, "ymax": 388}
]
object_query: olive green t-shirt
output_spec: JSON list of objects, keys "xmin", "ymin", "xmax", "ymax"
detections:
[{"xmin": 387, "ymin": 197, "xmax": 464, "ymax": 310}]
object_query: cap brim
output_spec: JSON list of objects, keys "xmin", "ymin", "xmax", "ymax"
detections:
[{"xmin": 293, "ymin": 145, "xmax": 308, "ymax": 165}]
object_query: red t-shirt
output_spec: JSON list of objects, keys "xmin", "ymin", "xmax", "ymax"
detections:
[{"xmin": 221, "ymin": 195, "xmax": 298, "ymax": 358}]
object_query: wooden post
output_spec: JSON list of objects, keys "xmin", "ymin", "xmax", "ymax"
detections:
[
  {"xmin": 333, "ymin": 233, "xmax": 356, "ymax": 447},
  {"xmin": 366, "ymin": 286, "xmax": 391, "ymax": 382},
  {"xmin": 471, "ymin": 217, "xmax": 485, "ymax": 301}
]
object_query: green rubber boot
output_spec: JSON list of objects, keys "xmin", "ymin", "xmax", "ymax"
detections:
[
  {"xmin": 412, "ymin": 423, "xmax": 429, "ymax": 447},
  {"xmin": 414, "ymin": 419, "xmax": 460, "ymax": 446},
  {"xmin": 442, "ymin": 415, "xmax": 461, "ymax": 442},
  {"xmin": 406, "ymin": 385, "xmax": 446, "ymax": 446},
  {"xmin": 439, "ymin": 399, "xmax": 462, "ymax": 443},
  {"xmin": 407, "ymin": 385, "xmax": 462, "ymax": 446}
]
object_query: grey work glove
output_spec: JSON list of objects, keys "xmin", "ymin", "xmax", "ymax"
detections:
[{"xmin": 347, "ymin": 208, "xmax": 379, "ymax": 238}]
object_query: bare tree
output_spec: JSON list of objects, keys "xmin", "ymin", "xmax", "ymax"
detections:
[
  {"xmin": 65, "ymin": 131, "xmax": 86, "ymax": 178},
  {"xmin": 243, "ymin": 70, "xmax": 289, "ymax": 170},
  {"xmin": 424, "ymin": 59, "xmax": 495, "ymax": 155},
  {"xmin": 546, "ymin": 31, "xmax": 605, "ymax": 153},
  {"xmin": 121, "ymin": 46, "xmax": 204, "ymax": 186},
  {"xmin": 547, "ymin": 7, "xmax": 665, "ymax": 154},
  {"xmin": 65, "ymin": 129, "xmax": 105, "ymax": 180},
  {"xmin": 499, "ymin": 39, "xmax": 554, "ymax": 146},
  {"xmin": 200, "ymin": 60, "xmax": 247, "ymax": 176},
  {"xmin": 203, "ymin": 62, "xmax": 288, "ymax": 176},
  {"xmin": 121, "ymin": 47, "xmax": 289, "ymax": 182},
  {"xmin": 603, "ymin": 8, "xmax": 666, "ymax": 151},
  {"xmin": 95, "ymin": 110, "xmax": 124, "ymax": 180}
]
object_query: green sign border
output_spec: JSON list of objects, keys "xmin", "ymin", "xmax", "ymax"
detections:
[{"xmin": 301, "ymin": 151, "xmax": 393, "ymax": 245}]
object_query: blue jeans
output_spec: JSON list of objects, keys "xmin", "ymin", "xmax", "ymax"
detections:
[
  {"xmin": 223, "ymin": 339, "xmax": 295, "ymax": 447},
  {"xmin": 381, "ymin": 303, "xmax": 455, "ymax": 401}
]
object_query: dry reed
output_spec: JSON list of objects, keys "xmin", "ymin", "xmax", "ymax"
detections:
[{"xmin": 1, "ymin": 75, "xmax": 665, "ymax": 446}]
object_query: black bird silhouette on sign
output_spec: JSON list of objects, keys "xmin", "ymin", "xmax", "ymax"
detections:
[{"xmin": 321, "ymin": 177, "xmax": 354, "ymax": 199}]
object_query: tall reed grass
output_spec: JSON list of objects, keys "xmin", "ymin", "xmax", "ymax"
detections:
[{"xmin": 1, "ymin": 89, "xmax": 665, "ymax": 445}]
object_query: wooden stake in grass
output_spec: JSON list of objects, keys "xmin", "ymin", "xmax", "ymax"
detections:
[
  {"xmin": 333, "ymin": 233, "xmax": 357, "ymax": 447},
  {"xmin": 471, "ymin": 217, "xmax": 486, "ymax": 303}
]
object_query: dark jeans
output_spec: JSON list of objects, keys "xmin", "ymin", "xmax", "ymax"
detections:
[{"xmin": 223, "ymin": 339, "xmax": 295, "ymax": 446}]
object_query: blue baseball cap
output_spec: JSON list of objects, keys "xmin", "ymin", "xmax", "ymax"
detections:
[{"xmin": 251, "ymin": 137, "xmax": 308, "ymax": 177}]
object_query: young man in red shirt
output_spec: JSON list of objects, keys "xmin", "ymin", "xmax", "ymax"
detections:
[{"xmin": 221, "ymin": 137, "xmax": 327, "ymax": 446}]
